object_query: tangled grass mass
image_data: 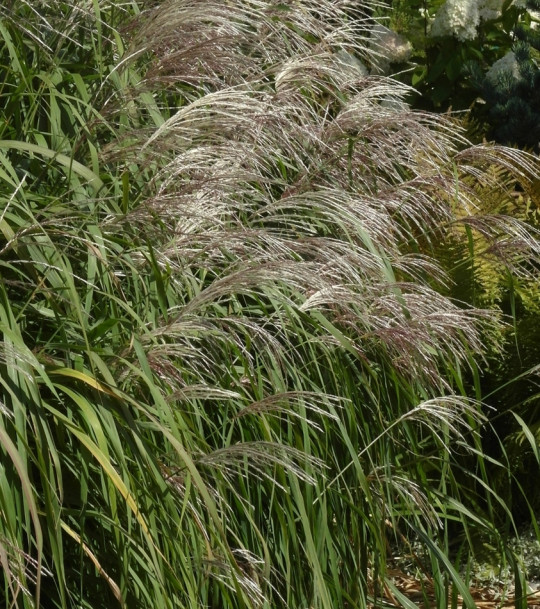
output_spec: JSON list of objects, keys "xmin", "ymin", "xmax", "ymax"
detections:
[{"xmin": 0, "ymin": 1, "xmax": 539, "ymax": 608}]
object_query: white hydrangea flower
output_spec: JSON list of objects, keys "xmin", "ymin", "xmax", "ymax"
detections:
[
  {"xmin": 479, "ymin": 0, "xmax": 504, "ymax": 21},
  {"xmin": 369, "ymin": 24, "xmax": 412, "ymax": 74},
  {"xmin": 485, "ymin": 51, "xmax": 522, "ymax": 83},
  {"xmin": 430, "ymin": 0, "xmax": 480, "ymax": 41},
  {"xmin": 430, "ymin": 0, "xmax": 516, "ymax": 40}
]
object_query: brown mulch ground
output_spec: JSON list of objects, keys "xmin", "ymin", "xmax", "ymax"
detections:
[{"xmin": 376, "ymin": 568, "xmax": 540, "ymax": 608}]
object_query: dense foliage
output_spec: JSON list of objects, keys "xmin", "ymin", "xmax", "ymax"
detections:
[
  {"xmin": 379, "ymin": 0, "xmax": 540, "ymax": 148},
  {"xmin": 371, "ymin": 0, "xmax": 540, "ymax": 528},
  {"xmin": 0, "ymin": 1, "xmax": 539, "ymax": 609}
]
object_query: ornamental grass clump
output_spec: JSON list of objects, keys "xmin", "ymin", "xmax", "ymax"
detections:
[{"xmin": 0, "ymin": 1, "xmax": 539, "ymax": 608}]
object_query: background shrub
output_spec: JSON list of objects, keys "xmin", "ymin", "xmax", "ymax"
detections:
[{"xmin": 377, "ymin": 0, "xmax": 540, "ymax": 149}]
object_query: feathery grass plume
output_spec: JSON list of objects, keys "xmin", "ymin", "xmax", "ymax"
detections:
[
  {"xmin": 117, "ymin": 0, "xmax": 539, "ymax": 605},
  {"xmin": 1, "ymin": 0, "xmax": 539, "ymax": 608}
]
